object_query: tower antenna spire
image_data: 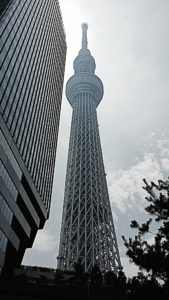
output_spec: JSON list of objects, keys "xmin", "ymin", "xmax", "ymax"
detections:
[{"xmin": 81, "ymin": 23, "xmax": 88, "ymax": 49}]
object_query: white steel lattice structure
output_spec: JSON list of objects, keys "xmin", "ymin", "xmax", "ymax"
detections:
[{"xmin": 58, "ymin": 24, "xmax": 121, "ymax": 272}]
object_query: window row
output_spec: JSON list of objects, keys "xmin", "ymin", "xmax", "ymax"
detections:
[
  {"xmin": 0, "ymin": 228, "xmax": 7, "ymax": 253},
  {"xmin": 0, "ymin": 160, "xmax": 18, "ymax": 201},
  {"xmin": 0, "ymin": 193, "xmax": 13, "ymax": 225},
  {"xmin": 0, "ymin": 129, "xmax": 22, "ymax": 179}
]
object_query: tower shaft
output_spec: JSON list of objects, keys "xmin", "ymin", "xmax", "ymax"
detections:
[{"xmin": 58, "ymin": 24, "xmax": 121, "ymax": 272}]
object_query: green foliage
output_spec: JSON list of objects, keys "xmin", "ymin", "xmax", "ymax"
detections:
[
  {"xmin": 73, "ymin": 259, "xmax": 84, "ymax": 275},
  {"xmin": 122, "ymin": 178, "xmax": 169, "ymax": 298},
  {"xmin": 90, "ymin": 265, "xmax": 103, "ymax": 289},
  {"xmin": 104, "ymin": 270, "xmax": 117, "ymax": 288},
  {"xmin": 128, "ymin": 273, "xmax": 163, "ymax": 299},
  {"xmin": 71, "ymin": 259, "xmax": 89, "ymax": 289}
]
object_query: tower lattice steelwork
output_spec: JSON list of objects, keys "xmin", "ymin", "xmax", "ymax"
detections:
[{"xmin": 58, "ymin": 24, "xmax": 121, "ymax": 272}]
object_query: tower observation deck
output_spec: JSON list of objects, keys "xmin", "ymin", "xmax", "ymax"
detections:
[{"xmin": 58, "ymin": 24, "xmax": 121, "ymax": 272}]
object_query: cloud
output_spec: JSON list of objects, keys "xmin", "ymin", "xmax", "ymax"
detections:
[
  {"xmin": 121, "ymin": 256, "xmax": 138, "ymax": 278},
  {"xmin": 161, "ymin": 158, "xmax": 169, "ymax": 171},
  {"xmin": 107, "ymin": 134, "xmax": 168, "ymax": 215},
  {"xmin": 119, "ymin": 244, "xmax": 138, "ymax": 277},
  {"xmin": 32, "ymin": 229, "xmax": 56, "ymax": 252}
]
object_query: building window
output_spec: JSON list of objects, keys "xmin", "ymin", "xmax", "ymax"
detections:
[
  {"xmin": 0, "ymin": 193, "xmax": 13, "ymax": 225},
  {"xmin": 0, "ymin": 229, "xmax": 8, "ymax": 253},
  {"xmin": 0, "ymin": 160, "xmax": 18, "ymax": 201},
  {"xmin": 0, "ymin": 129, "xmax": 22, "ymax": 179}
]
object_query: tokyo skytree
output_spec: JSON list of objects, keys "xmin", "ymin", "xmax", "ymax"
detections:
[{"xmin": 58, "ymin": 24, "xmax": 121, "ymax": 272}]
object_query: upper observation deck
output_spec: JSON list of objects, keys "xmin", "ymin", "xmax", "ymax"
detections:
[{"xmin": 66, "ymin": 23, "xmax": 104, "ymax": 107}]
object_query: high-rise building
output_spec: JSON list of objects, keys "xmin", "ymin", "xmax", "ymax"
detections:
[
  {"xmin": 58, "ymin": 24, "xmax": 121, "ymax": 272},
  {"xmin": 0, "ymin": 0, "xmax": 66, "ymax": 273}
]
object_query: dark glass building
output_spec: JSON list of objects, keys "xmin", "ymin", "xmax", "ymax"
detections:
[{"xmin": 0, "ymin": 0, "xmax": 66, "ymax": 273}]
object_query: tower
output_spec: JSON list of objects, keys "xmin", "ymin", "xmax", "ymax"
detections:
[
  {"xmin": 58, "ymin": 24, "xmax": 121, "ymax": 272},
  {"xmin": 0, "ymin": 0, "xmax": 66, "ymax": 273}
]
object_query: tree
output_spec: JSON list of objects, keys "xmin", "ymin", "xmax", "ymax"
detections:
[
  {"xmin": 73, "ymin": 259, "xmax": 84, "ymax": 275},
  {"xmin": 122, "ymin": 178, "xmax": 169, "ymax": 298},
  {"xmin": 104, "ymin": 271, "xmax": 117, "ymax": 289},
  {"xmin": 72, "ymin": 259, "xmax": 88, "ymax": 289},
  {"xmin": 90, "ymin": 265, "xmax": 103, "ymax": 290},
  {"xmin": 105, "ymin": 270, "xmax": 127, "ymax": 295}
]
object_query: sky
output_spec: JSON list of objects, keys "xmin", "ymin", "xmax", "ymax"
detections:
[{"xmin": 23, "ymin": 0, "xmax": 169, "ymax": 277}]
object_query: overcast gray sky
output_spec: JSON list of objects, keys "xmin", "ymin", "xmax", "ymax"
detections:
[{"xmin": 23, "ymin": 0, "xmax": 169, "ymax": 277}]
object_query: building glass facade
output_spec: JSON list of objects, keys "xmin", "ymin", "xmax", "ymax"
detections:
[{"xmin": 0, "ymin": 0, "xmax": 66, "ymax": 273}]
